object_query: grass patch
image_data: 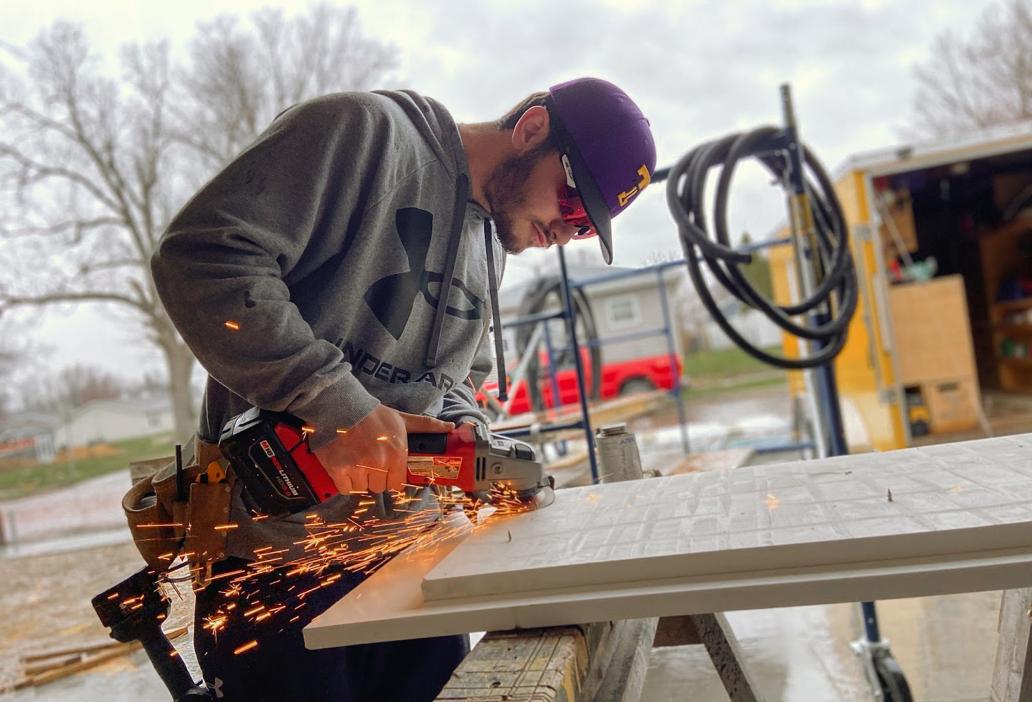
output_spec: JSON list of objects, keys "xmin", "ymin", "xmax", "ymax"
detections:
[
  {"xmin": 685, "ymin": 373, "xmax": 787, "ymax": 398},
  {"xmin": 0, "ymin": 432, "xmax": 173, "ymax": 501},
  {"xmin": 682, "ymin": 345, "xmax": 784, "ymax": 380}
]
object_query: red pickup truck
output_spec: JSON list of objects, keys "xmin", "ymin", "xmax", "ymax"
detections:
[{"xmin": 479, "ymin": 353, "xmax": 683, "ymax": 416}]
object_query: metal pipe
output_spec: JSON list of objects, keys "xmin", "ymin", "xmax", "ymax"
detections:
[
  {"xmin": 780, "ymin": 85, "xmax": 834, "ymax": 459},
  {"xmin": 557, "ymin": 247, "xmax": 599, "ymax": 482},
  {"xmin": 656, "ymin": 267, "xmax": 690, "ymax": 455},
  {"xmin": 753, "ymin": 441, "xmax": 817, "ymax": 455},
  {"xmin": 502, "ymin": 309, "xmax": 567, "ymax": 328}
]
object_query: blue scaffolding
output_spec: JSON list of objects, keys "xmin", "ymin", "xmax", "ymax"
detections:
[{"xmin": 495, "ymin": 248, "xmax": 690, "ymax": 482}]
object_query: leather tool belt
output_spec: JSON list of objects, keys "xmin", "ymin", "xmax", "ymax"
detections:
[{"xmin": 121, "ymin": 436, "xmax": 234, "ymax": 587}]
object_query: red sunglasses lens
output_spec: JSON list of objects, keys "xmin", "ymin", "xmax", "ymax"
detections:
[{"xmin": 557, "ymin": 184, "xmax": 596, "ymax": 239}]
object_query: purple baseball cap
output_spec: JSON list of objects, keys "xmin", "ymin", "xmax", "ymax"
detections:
[{"xmin": 548, "ymin": 77, "xmax": 656, "ymax": 264}]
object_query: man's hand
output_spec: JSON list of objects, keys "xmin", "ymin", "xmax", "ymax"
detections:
[{"xmin": 313, "ymin": 405, "xmax": 455, "ymax": 495}]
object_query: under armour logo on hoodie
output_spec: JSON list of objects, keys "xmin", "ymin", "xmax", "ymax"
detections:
[{"xmin": 364, "ymin": 207, "xmax": 483, "ymax": 339}]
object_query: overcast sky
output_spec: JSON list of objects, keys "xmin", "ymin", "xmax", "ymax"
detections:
[{"xmin": 2, "ymin": 0, "xmax": 996, "ymax": 386}]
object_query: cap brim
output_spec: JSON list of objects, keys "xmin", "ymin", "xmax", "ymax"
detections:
[{"xmin": 565, "ymin": 144, "xmax": 614, "ymax": 264}]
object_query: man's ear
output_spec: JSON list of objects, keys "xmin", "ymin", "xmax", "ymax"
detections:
[{"xmin": 511, "ymin": 105, "xmax": 551, "ymax": 153}]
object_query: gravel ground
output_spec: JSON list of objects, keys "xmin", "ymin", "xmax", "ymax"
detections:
[{"xmin": 0, "ymin": 540, "xmax": 196, "ymax": 700}]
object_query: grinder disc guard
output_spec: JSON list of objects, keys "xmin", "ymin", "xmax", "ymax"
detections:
[{"xmin": 515, "ymin": 481, "xmax": 555, "ymax": 510}]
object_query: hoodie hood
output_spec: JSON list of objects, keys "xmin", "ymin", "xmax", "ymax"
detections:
[{"xmin": 381, "ymin": 91, "xmax": 507, "ymax": 399}]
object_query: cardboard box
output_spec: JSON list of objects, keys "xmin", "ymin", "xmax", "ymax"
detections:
[
  {"xmin": 923, "ymin": 378, "xmax": 979, "ymax": 434},
  {"xmin": 889, "ymin": 275, "xmax": 979, "ymax": 385}
]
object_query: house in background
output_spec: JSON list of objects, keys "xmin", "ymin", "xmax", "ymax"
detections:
[
  {"xmin": 496, "ymin": 258, "xmax": 685, "ymax": 382},
  {"xmin": 692, "ymin": 298, "xmax": 785, "ymax": 352},
  {"xmin": 52, "ymin": 396, "xmax": 174, "ymax": 448},
  {"xmin": 0, "ymin": 396, "xmax": 173, "ymax": 466},
  {"xmin": 0, "ymin": 412, "xmax": 58, "ymax": 464}
]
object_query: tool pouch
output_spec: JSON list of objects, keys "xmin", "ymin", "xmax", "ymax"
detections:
[
  {"xmin": 184, "ymin": 479, "xmax": 233, "ymax": 585},
  {"xmin": 122, "ymin": 464, "xmax": 179, "ymax": 571},
  {"xmin": 122, "ymin": 436, "xmax": 234, "ymax": 583}
]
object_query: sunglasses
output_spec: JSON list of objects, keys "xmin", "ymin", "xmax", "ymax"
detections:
[{"xmin": 558, "ymin": 154, "xmax": 597, "ymax": 240}]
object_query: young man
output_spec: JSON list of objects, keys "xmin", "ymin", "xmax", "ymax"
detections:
[{"xmin": 151, "ymin": 76, "xmax": 656, "ymax": 701}]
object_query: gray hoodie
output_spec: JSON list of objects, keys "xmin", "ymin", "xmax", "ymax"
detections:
[{"xmin": 151, "ymin": 90, "xmax": 503, "ymax": 560}]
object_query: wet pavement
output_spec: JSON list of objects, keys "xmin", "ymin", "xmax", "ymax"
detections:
[
  {"xmin": 641, "ymin": 591, "xmax": 1002, "ymax": 701},
  {"xmin": 0, "ymin": 469, "xmax": 127, "ymax": 547},
  {"xmin": 0, "ymin": 385, "xmax": 1010, "ymax": 700},
  {"xmin": 0, "ymin": 540, "xmax": 196, "ymax": 700}
]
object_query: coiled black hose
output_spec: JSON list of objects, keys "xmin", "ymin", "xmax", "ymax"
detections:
[
  {"xmin": 515, "ymin": 276, "xmax": 602, "ymax": 411},
  {"xmin": 664, "ymin": 126, "xmax": 858, "ymax": 369}
]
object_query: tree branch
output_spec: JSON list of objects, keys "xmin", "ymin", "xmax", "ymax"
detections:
[
  {"xmin": 0, "ymin": 142, "xmax": 122, "ymax": 212},
  {"xmin": 1, "ymin": 289, "xmax": 151, "ymax": 315}
]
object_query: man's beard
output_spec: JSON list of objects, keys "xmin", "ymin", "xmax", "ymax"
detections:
[{"xmin": 483, "ymin": 145, "xmax": 553, "ymax": 255}]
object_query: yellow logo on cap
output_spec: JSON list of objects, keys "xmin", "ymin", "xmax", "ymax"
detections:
[{"xmin": 617, "ymin": 165, "xmax": 652, "ymax": 207}]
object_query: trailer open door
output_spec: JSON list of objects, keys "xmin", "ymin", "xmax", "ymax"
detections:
[{"xmin": 770, "ymin": 166, "xmax": 908, "ymax": 452}]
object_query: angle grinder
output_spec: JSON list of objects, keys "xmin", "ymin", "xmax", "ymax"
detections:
[{"xmin": 217, "ymin": 407, "xmax": 554, "ymax": 517}]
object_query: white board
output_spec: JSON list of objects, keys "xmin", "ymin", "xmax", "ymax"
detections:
[{"xmin": 306, "ymin": 434, "xmax": 1032, "ymax": 648}]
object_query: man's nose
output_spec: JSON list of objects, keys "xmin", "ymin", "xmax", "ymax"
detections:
[{"xmin": 550, "ymin": 221, "xmax": 578, "ymax": 246}]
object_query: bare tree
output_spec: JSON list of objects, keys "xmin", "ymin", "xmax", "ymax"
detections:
[
  {"xmin": 0, "ymin": 320, "xmax": 26, "ymax": 420},
  {"xmin": 58, "ymin": 364, "xmax": 124, "ymax": 408},
  {"xmin": 0, "ymin": 6, "xmax": 398, "ymax": 439},
  {"xmin": 174, "ymin": 4, "xmax": 397, "ymax": 167},
  {"xmin": 0, "ymin": 22, "xmax": 196, "ymax": 437},
  {"xmin": 911, "ymin": 0, "xmax": 1032, "ymax": 137}
]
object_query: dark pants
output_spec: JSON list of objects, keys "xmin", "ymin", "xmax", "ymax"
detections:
[{"xmin": 194, "ymin": 558, "xmax": 469, "ymax": 702}]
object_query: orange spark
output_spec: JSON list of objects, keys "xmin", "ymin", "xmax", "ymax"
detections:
[
  {"xmin": 224, "ymin": 320, "xmax": 241, "ymax": 331},
  {"xmin": 233, "ymin": 640, "xmax": 259, "ymax": 655}
]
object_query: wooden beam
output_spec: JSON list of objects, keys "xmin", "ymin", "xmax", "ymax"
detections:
[
  {"xmin": 692, "ymin": 613, "xmax": 763, "ymax": 702},
  {"xmin": 435, "ymin": 618, "xmax": 659, "ymax": 701},
  {"xmin": 435, "ymin": 627, "xmax": 586, "ymax": 701},
  {"xmin": 652, "ymin": 615, "xmax": 700, "ymax": 647},
  {"xmin": 22, "ymin": 637, "xmax": 127, "ymax": 662},
  {"xmin": 11, "ymin": 625, "xmax": 189, "ymax": 691},
  {"xmin": 991, "ymin": 588, "xmax": 1032, "ymax": 702},
  {"xmin": 489, "ymin": 391, "xmax": 672, "ymax": 439}
]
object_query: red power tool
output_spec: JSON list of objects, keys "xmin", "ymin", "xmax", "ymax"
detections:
[{"xmin": 218, "ymin": 407, "xmax": 554, "ymax": 517}]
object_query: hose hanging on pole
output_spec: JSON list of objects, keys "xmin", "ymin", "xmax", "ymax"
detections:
[
  {"xmin": 515, "ymin": 276, "xmax": 602, "ymax": 412},
  {"xmin": 663, "ymin": 126, "xmax": 858, "ymax": 369}
]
